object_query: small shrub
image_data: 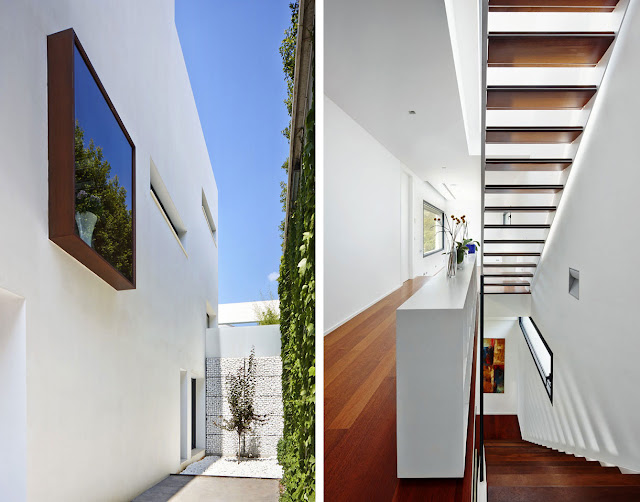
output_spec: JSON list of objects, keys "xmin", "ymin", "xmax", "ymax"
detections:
[{"xmin": 216, "ymin": 347, "xmax": 265, "ymax": 461}]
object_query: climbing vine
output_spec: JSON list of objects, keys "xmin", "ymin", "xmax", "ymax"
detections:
[{"xmin": 277, "ymin": 101, "xmax": 315, "ymax": 501}]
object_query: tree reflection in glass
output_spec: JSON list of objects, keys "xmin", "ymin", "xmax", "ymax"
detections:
[{"xmin": 73, "ymin": 46, "xmax": 133, "ymax": 281}]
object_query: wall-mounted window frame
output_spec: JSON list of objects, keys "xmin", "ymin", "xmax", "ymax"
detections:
[
  {"xmin": 201, "ymin": 190, "xmax": 217, "ymax": 246},
  {"xmin": 422, "ymin": 201, "xmax": 445, "ymax": 257},
  {"xmin": 47, "ymin": 28, "xmax": 136, "ymax": 290},
  {"xmin": 519, "ymin": 316, "xmax": 553, "ymax": 404}
]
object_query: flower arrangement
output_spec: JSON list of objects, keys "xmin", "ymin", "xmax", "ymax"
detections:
[
  {"xmin": 75, "ymin": 189, "xmax": 103, "ymax": 216},
  {"xmin": 434, "ymin": 214, "xmax": 480, "ymax": 278}
]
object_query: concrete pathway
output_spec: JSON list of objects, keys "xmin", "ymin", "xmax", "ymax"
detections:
[{"xmin": 132, "ymin": 475, "xmax": 279, "ymax": 501}]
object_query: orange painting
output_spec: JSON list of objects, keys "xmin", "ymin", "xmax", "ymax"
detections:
[{"xmin": 483, "ymin": 338, "xmax": 505, "ymax": 393}]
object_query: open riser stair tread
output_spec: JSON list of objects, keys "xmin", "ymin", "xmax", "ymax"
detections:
[
  {"xmin": 488, "ymin": 32, "xmax": 616, "ymax": 67},
  {"xmin": 486, "ymin": 127, "xmax": 583, "ymax": 143},
  {"xmin": 485, "ymin": 224, "xmax": 551, "ymax": 229},
  {"xmin": 484, "ymin": 263, "xmax": 537, "ymax": 267},
  {"xmin": 488, "ymin": 0, "xmax": 620, "ymax": 12},
  {"xmin": 484, "ymin": 273, "xmax": 534, "ymax": 277},
  {"xmin": 487, "ymin": 86, "xmax": 597, "ymax": 109},
  {"xmin": 486, "ymin": 240, "xmax": 546, "ymax": 244},
  {"xmin": 485, "ymin": 206, "xmax": 556, "ymax": 211},
  {"xmin": 485, "ymin": 185, "xmax": 564, "ymax": 193},
  {"xmin": 486, "ymin": 159, "xmax": 573, "ymax": 171}
]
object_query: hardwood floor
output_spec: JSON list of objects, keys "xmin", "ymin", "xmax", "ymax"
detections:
[{"xmin": 324, "ymin": 276, "xmax": 477, "ymax": 501}]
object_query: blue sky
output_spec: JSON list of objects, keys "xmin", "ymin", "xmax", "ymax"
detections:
[{"xmin": 176, "ymin": 1, "xmax": 291, "ymax": 304}]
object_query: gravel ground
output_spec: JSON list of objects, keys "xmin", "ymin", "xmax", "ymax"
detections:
[{"xmin": 181, "ymin": 456, "xmax": 283, "ymax": 479}]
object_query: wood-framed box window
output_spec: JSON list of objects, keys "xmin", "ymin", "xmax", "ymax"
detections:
[{"xmin": 48, "ymin": 28, "xmax": 136, "ymax": 290}]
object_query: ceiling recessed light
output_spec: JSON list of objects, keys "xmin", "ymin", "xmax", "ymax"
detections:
[{"xmin": 408, "ymin": 110, "xmax": 416, "ymax": 115}]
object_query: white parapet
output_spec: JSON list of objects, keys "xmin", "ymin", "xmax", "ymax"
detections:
[{"xmin": 396, "ymin": 255, "xmax": 478, "ymax": 478}]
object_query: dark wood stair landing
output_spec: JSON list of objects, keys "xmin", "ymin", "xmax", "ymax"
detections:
[{"xmin": 485, "ymin": 439, "xmax": 640, "ymax": 501}]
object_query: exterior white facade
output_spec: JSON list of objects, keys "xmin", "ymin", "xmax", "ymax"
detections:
[{"xmin": 0, "ymin": 1, "xmax": 218, "ymax": 500}]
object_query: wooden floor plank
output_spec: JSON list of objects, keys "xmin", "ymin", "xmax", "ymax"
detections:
[{"xmin": 325, "ymin": 275, "xmax": 478, "ymax": 502}]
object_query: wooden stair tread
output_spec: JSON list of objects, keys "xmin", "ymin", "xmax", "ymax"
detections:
[
  {"xmin": 486, "ymin": 206, "xmax": 556, "ymax": 212},
  {"xmin": 484, "ymin": 273, "xmax": 534, "ymax": 277},
  {"xmin": 488, "ymin": 473, "xmax": 640, "ymax": 487},
  {"xmin": 488, "ymin": 32, "xmax": 616, "ymax": 67},
  {"xmin": 485, "ymin": 224, "xmax": 551, "ymax": 229},
  {"xmin": 485, "ymin": 184, "xmax": 564, "ymax": 193},
  {"xmin": 484, "ymin": 281, "xmax": 531, "ymax": 286},
  {"xmin": 486, "ymin": 159, "xmax": 572, "ymax": 171},
  {"xmin": 484, "ymin": 263, "xmax": 538, "ymax": 267},
  {"xmin": 488, "ymin": 486, "xmax": 640, "ymax": 502},
  {"xmin": 490, "ymin": 465, "xmax": 619, "ymax": 475},
  {"xmin": 485, "ymin": 252, "xmax": 541, "ymax": 256},
  {"xmin": 486, "ymin": 127, "xmax": 583, "ymax": 144},
  {"xmin": 485, "ymin": 439, "xmax": 640, "ymax": 500},
  {"xmin": 489, "ymin": 0, "xmax": 619, "ymax": 13},
  {"xmin": 487, "ymin": 86, "xmax": 597, "ymax": 110},
  {"xmin": 485, "ymin": 291, "xmax": 532, "ymax": 294},
  {"xmin": 485, "ymin": 239, "xmax": 546, "ymax": 243}
]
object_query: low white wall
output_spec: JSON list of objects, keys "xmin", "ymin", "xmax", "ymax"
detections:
[
  {"xmin": 206, "ymin": 326, "xmax": 281, "ymax": 358},
  {"xmin": 524, "ymin": 1, "xmax": 640, "ymax": 472}
]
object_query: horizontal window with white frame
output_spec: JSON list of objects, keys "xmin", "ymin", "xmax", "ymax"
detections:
[{"xmin": 423, "ymin": 201, "xmax": 444, "ymax": 257}]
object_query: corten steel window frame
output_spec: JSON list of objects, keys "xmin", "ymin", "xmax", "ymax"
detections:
[
  {"xmin": 422, "ymin": 201, "xmax": 445, "ymax": 257},
  {"xmin": 48, "ymin": 28, "xmax": 136, "ymax": 290}
]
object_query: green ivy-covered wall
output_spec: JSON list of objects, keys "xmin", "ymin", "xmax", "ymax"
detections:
[{"xmin": 277, "ymin": 101, "xmax": 315, "ymax": 501}]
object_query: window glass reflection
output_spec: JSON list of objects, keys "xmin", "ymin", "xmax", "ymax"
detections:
[{"xmin": 74, "ymin": 46, "xmax": 133, "ymax": 281}]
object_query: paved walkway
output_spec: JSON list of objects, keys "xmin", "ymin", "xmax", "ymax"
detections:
[{"xmin": 133, "ymin": 475, "xmax": 279, "ymax": 501}]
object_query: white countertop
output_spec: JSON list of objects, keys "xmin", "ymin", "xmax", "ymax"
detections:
[{"xmin": 398, "ymin": 254, "xmax": 477, "ymax": 312}]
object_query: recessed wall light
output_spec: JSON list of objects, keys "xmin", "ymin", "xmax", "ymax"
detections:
[{"xmin": 408, "ymin": 110, "xmax": 416, "ymax": 115}]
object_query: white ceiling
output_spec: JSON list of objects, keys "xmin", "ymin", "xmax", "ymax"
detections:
[{"xmin": 324, "ymin": 0, "xmax": 480, "ymax": 201}]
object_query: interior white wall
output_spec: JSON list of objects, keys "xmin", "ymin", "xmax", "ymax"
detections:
[
  {"xmin": 525, "ymin": 0, "xmax": 640, "ymax": 472},
  {"xmin": 324, "ymin": 96, "xmax": 481, "ymax": 333},
  {"xmin": 0, "ymin": 1, "xmax": 217, "ymax": 500},
  {"xmin": 324, "ymin": 97, "xmax": 406, "ymax": 333},
  {"xmin": 0, "ymin": 290, "xmax": 27, "ymax": 502},
  {"xmin": 483, "ymin": 320, "xmax": 520, "ymax": 415}
]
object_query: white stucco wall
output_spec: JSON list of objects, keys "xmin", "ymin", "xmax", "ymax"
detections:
[
  {"xmin": 0, "ymin": 1, "xmax": 218, "ymax": 500},
  {"xmin": 0, "ymin": 290, "xmax": 27, "ymax": 501},
  {"xmin": 523, "ymin": 1, "xmax": 640, "ymax": 472}
]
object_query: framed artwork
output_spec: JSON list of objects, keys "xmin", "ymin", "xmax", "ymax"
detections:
[{"xmin": 483, "ymin": 338, "xmax": 505, "ymax": 393}]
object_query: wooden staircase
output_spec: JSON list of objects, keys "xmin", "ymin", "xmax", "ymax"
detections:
[
  {"xmin": 482, "ymin": 0, "xmax": 626, "ymax": 294},
  {"xmin": 485, "ymin": 439, "xmax": 640, "ymax": 501}
]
